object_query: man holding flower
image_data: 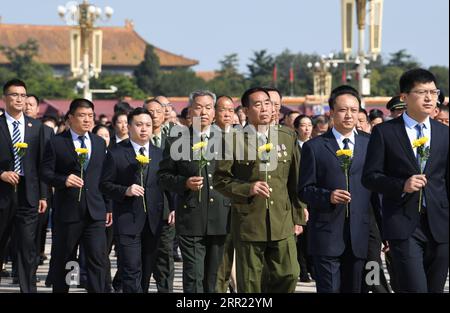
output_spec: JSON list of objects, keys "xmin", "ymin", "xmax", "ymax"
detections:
[
  {"xmin": 0, "ymin": 79, "xmax": 46, "ymax": 293},
  {"xmin": 101, "ymin": 107, "xmax": 171, "ymax": 293},
  {"xmin": 362, "ymin": 69, "xmax": 449, "ymax": 293},
  {"xmin": 41, "ymin": 98, "xmax": 110, "ymax": 293},
  {"xmin": 298, "ymin": 85, "xmax": 371, "ymax": 293}
]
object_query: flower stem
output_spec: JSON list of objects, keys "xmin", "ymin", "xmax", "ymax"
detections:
[
  {"xmin": 198, "ymin": 167, "xmax": 202, "ymax": 203},
  {"xmin": 265, "ymin": 163, "xmax": 268, "ymax": 209},
  {"xmin": 78, "ymin": 168, "xmax": 83, "ymax": 202},
  {"xmin": 141, "ymin": 170, "xmax": 147, "ymax": 213},
  {"xmin": 345, "ymin": 168, "xmax": 349, "ymax": 218}
]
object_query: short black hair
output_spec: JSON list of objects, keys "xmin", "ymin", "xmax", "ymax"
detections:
[
  {"xmin": 127, "ymin": 107, "xmax": 151, "ymax": 125},
  {"xmin": 26, "ymin": 94, "xmax": 40, "ymax": 105},
  {"xmin": 438, "ymin": 103, "xmax": 448, "ymax": 113},
  {"xmin": 68, "ymin": 98, "xmax": 94, "ymax": 115},
  {"xmin": 180, "ymin": 106, "xmax": 189, "ymax": 119},
  {"xmin": 437, "ymin": 89, "xmax": 445, "ymax": 105},
  {"xmin": 265, "ymin": 87, "xmax": 283, "ymax": 101},
  {"xmin": 241, "ymin": 87, "xmax": 271, "ymax": 108},
  {"xmin": 112, "ymin": 111, "xmax": 128, "ymax": 126},
  {"xmin": 328, "ymin": 85, "xmax": 361, "ymax": 110},
  {"xmin": 368, "ymin": 109, "xmax": 384, "ymax": 122},
  {"xmin": 293, "ymin": 114, "xmax": 312, "ymax": 129},
  {"xmin": 3, "ymin": 79, "xmax": 27, "ymax": 95},
  {"xmin": 114, "ymin": 101, "xmax": 133, "ymax": 114},
  {"xmin": 98, "ymin": 114, "xmax": 107, "ymax": 120},
  {"xmin": 234, "ymin": 105, "xmax": 244, "ymax": 113},
  {"xmin": 92, "ymin": 124, "xmax": 112, "ymax": 137},
  {"xmin": 399, "ymin": 68, "xmax": 437, "ymax": 93},
  {"xmin": 41, "ymin": 115, "xmax": 58, "ymax": 126},
  {"xmin": 359, "ymin": 108, "xmax": 368, "ymax": 116}
]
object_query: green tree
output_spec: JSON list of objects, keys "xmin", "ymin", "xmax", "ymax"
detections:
[
  {"xmin": 0, "ymin": 39, "xmax": 75, "ymax": 98},
  {"xmin": 90, "ymin": 73, "xmax": 146, "ymax": 99},
  {"xmin": 134, "ymin": 44, "xmax": 160, "ymax": 95},
  {"xmin": 247, "ymin": 50, "xmax": 274, "ymax": 87},
  {"xmin": 428, "ymin": 65, "xmax": 449, "ymax": 96},
  {"xmin": 158, "ymin": 69, "xmax": 207, "ymax": 96},
  {"xmin": 388, "ymin": 49, "xmax": 420, "ymax": 70},
  {"xmin": 208, "ymin": 53, "xmax": 247, "ymax": 96}
]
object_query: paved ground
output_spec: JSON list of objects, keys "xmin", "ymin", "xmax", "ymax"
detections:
[{"xmin": 0, "ymin": 232, "xmax": 448, "ymax": 293}]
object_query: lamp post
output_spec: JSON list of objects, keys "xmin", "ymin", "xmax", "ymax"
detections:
[
  {"xmin": 58, "ymin": 1, "xmax": 114, "ymax": 100},
  {"xmin": 307, "ymin": 53, "xmax": 345, "ymax": 102},
  {"xmin": 341, "ymin": 0, "xmax": 384, "ymax": 98}
]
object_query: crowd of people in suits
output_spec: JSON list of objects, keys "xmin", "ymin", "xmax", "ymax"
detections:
[{"xmin": 0, "ymin": 67, "xmax": 448, "ymax": 293}]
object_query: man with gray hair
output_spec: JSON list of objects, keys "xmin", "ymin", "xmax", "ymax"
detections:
[{"xmin": 158, "ymin": 90, "xmax": 229, "ymax": 293}]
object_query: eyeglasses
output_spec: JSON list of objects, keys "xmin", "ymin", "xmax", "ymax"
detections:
[
  {"xmin": 161, "ymin": 102, "xmax": 172, "ymax": 107},
  {"xmin": 6, "ymin": 93, "xmax": 27, "ymax": 99},
  {"xmin": 410, "ymin": 89, "xmax": 441, "ymax": 98}
]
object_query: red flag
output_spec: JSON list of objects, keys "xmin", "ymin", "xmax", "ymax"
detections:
[
  {"xmin": 289, "ymin": 66, "xmax": 294, "ymax": 83},
  {"xmin": 342, "ymin": 69, "xmax": 347, "ymax": 83},
  {"xmin": 355, "ymin": 71, "xmax": 360, "ymax": 81},
  {"xmin": 272, "ymin": 64, "xmax": 277, "ymax": 85}
]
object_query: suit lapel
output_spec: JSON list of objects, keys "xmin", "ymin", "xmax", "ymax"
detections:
[
  {"xmin": 423, "ymin": 120, "xmax": 437, "ymax": 174},
  {"xmin": 393, "ymin": 118, "xmax": 420, "ymax": 172},
  {"xmin": 349, "ymin": 133, "xmax": 363, "ymax": 175},
  {"xmin": 23, "ymin": 116, "xmax": 32, "ymax": 146},
  {"xmin": 0, "ymin": 115, "xmax": 13, "ymax": 153},
  {"xmin": 62, "ymin": 130, "xmax": 80, "ymax": 167},
  {"xmin": 323, "ymin": 130, "xmax": 341, "ymax": 161}
]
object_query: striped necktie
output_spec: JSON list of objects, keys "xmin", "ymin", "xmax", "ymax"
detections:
[
  {"xmin": 78, "ymin": 135, "xmax": 89, "ymax": 170},
  {"xmin": 342, "ymin": 138, "xmax": 350, "ymax": 150},
  {"xmin": 12, "ymin": 121, "xmax": 23, "ymax": 175}
]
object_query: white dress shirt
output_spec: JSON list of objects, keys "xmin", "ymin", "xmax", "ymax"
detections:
[
  {"xmin": 332, "ymin": 127, "xmax": 357, "ymax": 152},
  {"xmin": 402, "ymin": 112, "xmax": 431, "ymax": 158},
  {"xmin": 130, "ymin": 139, "xmax": 150, "ymax": 157},
  {"xmin": 5, "ymin": 111, "xmax": 25, "ymax": 143},
  {"xmin": 70, "ymin": 129, "xmax": 92, "ymax": 159}
]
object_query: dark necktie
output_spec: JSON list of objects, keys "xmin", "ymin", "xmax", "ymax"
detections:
[
  {"xmin": 139, "ymin": 147, "xmax": 148, "ymax": 183},
  {"xmin": 414, "ymin": 123, "xmax": 425, "ymax": 170},
  {"xmin": 414, "ymin": 123, "xmax": 427, "ymax": 210},
  {"xmin": 12, "ymin": 121, "xmax": 23, "ymax": 175},
  {"xmin": 78, "ymin": 135, "xmax": 89, "ymax": 170},
  {"xmin": 342, "ymin": 138, "xmax": 350, "ymax": 150},
  {"xmin": 152, "ymin": 136, "xmax": 160, "ymax": 148}
]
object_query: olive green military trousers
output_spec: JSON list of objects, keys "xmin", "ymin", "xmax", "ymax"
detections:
[{"xmin": 235, "ymin": 235, "xmax": 299, "ymax": 293}]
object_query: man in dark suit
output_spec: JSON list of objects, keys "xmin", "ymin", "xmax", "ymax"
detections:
[
  {"xmin": 362, "ymin": 68, "xmax": 449, "ymax": 293},
  {"xmin": 0, "ymin": 79, "xmax": 47, "ymax": 292},
  {"xmin": 298, "ymin": 85, "xmax": 371, "ymax": 293},
  {"xmin": 144, "ymin": 98, "xmax": 176, "ymax": 293},
  {"xmin": 41, "ymin": 98, "xmax": 111, "ymax": 293},
  {"xmin": 158, "ymin": 90, "xmax": 230, "ymax": 293},
  {"xmin": 101, "ymin": 107, "xmax": 169, "ymax": 293}
]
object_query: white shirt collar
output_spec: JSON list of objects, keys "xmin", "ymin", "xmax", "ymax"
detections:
[
  {"xmin": 70, "ymin": 128, "xmax": 89, "ymax": 141},
  {"xmin": 130, "ymin": 139, "xmax": 150, "ymax": 156},
  {"xmin": 332, "ymin": 127, "xmax": 357, "ymax": 146},
  {"xmin": 5, "ymin": 110, "xmax": 24, "ymax": 125},
  {"xmin": 403, "ymin": 112, "xmax": 431, "ymax": 130}
]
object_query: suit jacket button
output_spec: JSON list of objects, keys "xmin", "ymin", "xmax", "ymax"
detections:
[
  {"xmin": 246, "ymin": 162, "xmax": 249, "ymax": 165},
  {"xmin": 183, "ymin": 205, "xmax": 187, "ymax": 209},
  {"xmin": 209, "ymin": 198, "xmax": 214, "ymax": 203},
  {"xmin": 207, "ymin": 162, "xmax": 211, "ymax": 166},
  {"xmin": 270, "ymin": 200, "xmax": 274, "ymax": 205},
  {"xmin": 209, "ymin": 186, "xmax": 213, "ymax": 190},
  {"xmin": 208, "ymin": 174, "xmax": 212, "ymax": 178},
  {"xmin": 268, "ymin": 175, "xmax": 271, "ymax": 179},
  {"xmin": 269, "ymin": 187, "xmax": 273, "ymax": 192}
]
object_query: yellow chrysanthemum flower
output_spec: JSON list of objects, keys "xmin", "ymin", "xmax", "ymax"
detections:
[
  {"xmin": 192, "ymin": 141, "xmax": 207, "ymax": 151},
  {"xmin": 412, "ymin": 136, "xmax": 429, "ymax": 148},
  {"xmin": 13, "ymin": 142, "xmax": 28, "ymax": 149},
  {"xmin": 336, "ymin": 149, "xmax": 353, "ymax": 158},
  {"xmin": 136, "ymin": 154, "xmax": 150, "ymax": 164},
  {"xmin": 75, "ymin": 148, "xmax": 89, "ymax": 155},
  {"xmin": 258, "ymin": 143, "xmax": 273, "ymax": 154}
]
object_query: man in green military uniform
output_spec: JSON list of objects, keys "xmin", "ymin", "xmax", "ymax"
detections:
[
  {"xmin": 213, "ymin": 87, "xmax": 305, "ymax": 293},
  {"xmin": 157, "ymin": 90, "xmax": 230, "ymax": 293}
]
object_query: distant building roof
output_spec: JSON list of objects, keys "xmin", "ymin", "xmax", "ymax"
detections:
[
  {"xmin": 195, "ymin": 71, "xmax": 218, "ymax": 81},
  {"xmin": 0, "ymin": 22, "xmax": 198, "ymax": 68}
]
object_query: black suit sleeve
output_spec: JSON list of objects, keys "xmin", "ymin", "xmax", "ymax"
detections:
[
  {"xmin": 361, "ymin": 125, "xmax": 406, "ymax": 197},
  {"xmin": 39, "ymin": 125, "xmax": 53, "ymax": 199},
  {"xmin": 298, "ymin": 141, "xmax": 334, "ymax": 211},
  {"xmin": 41, "ymin": 137, "xmax": 68, "ymax": 189},
  {"xmin": 100, "ymin": 151, "xmax": 128, "ymax": 202}
]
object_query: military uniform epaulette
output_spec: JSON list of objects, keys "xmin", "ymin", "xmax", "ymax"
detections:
[{"xmin": 276, "ymin": 124, "xmax": 297, "ymax": 138}]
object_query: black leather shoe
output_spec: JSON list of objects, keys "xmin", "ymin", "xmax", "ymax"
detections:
[
  {"xmin": 0, "ymin": 269, "xmax": 11, "ymax": 278},
  {"xmin": 173, "ymin": 255, "xmax": 182, "ymax": 262},
  {"xmin": 299, "ymin": 274, "xmax": 312, "ymax": 283}
]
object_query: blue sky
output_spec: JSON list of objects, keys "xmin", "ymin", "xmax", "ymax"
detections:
[{"xmin": 2, "ymin": 0, "xmax": 449, "ymax": 73}]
